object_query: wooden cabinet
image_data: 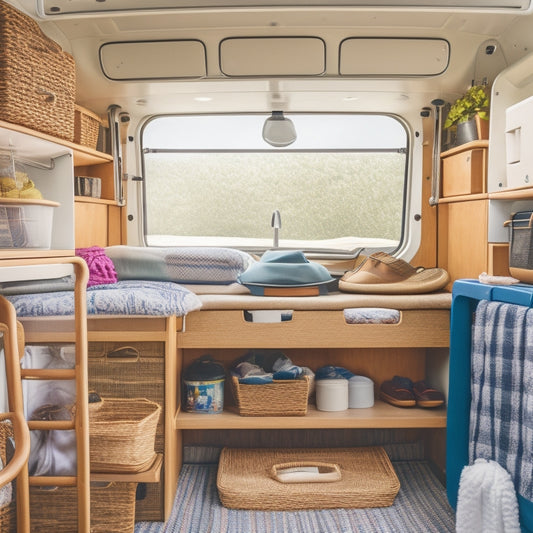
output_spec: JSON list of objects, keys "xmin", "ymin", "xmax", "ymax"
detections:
[
  {"xmin": 0, "ymin": 120, "xmax": 124, "ymax": 251},
  {"xmin": 438, "ymin": 140, "xmax": 510, "ymax": 287},
  {"xmin": 175, "ymin": 303, "xmax": 450, "ymax": 476}
]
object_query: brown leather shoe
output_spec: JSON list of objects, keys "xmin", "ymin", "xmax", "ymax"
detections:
[
  {"xmin": 379, "ymin": 376, "xmax": 416, "ymax": 407},
  {"xmin": 412, "ymin": 380, "xmax": 445, "ymax": 408}
]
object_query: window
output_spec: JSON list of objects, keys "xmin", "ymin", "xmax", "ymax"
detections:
[{"xmin": 141, "ymin": 113, "xmax": 408, "ymax": 257}]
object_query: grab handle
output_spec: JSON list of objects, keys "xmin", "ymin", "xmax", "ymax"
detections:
[{"xmin": 270, "ymin": 461, "xmax": 341, "ymax": 483}]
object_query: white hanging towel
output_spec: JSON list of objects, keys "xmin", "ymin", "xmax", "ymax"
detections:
[{"xmin": 456, "ymin": 458, "xmax": 521, "ymax": 533}]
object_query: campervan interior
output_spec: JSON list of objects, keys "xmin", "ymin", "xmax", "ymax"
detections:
[{"xmin": 0, "ymin": 0, "xmax": 533, "ymax": 531}]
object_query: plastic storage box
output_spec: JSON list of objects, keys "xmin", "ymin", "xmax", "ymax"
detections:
[
  {"xmin": 0, "ymin": 199, "xmax": 58, "ymax": 249},
  {"xmin": 447, "ymin": 279, "xmax": 533, "ymax": 532}
]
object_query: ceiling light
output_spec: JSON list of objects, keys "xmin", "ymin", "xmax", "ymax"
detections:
[
  {"xmin": 194, "ymin": 96, "xmax": 212, "ymax": 102},
  {"xmin": 262, "ymin": 111, "xmax": 297, "ymax": 147}
]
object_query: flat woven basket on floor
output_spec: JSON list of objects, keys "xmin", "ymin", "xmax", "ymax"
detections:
[
  {"xmin": 217, "ymin": 446, "xmax": 401, "ymax": 510},
  {"xmin": 0, "ymin": 0, "xmax": 75, "ymax": 141},
  {"xmin": 0, "ymin": 420, "xmax": 15, "ymax": 533},
  {"xmin": 30, "ymin": 482, "xmax": 137, "ymax": 533},
  {"xmin": 89, "ymin": 397, "xmax": 161, "ymax": 473},
  {"xmin": 231, "ymin": 374, "xmax": 310, "ymax": 416}
]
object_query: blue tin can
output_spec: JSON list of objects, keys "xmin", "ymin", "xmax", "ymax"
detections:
[{"xmin": 183, "ymin": 356, "xmax": 225, "ymax": 414}]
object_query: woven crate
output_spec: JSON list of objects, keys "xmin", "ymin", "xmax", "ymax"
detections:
[
  {"xmin": 30, "ymin": 482, "xmax": 136, "ymax": 533},
  {"xmin": 89, "ymin": 397, "xmax": 161, "ymax": 473},
  {"xmin": 0, "ymin": 1, "xmax": 75, "ymax": 141},
  {"xmin": 217, "ymin": 446, "xmax": 400, "ymax": 510},
  {"xmin": 231, "ymin": 375, "xmax": 310, "ymax": 416},
  {"xmin": 88, "ymin": 341, "xmax": 165, "ymax": 521},
  {"xmin": 0, "ymin": 421, "xmax": 15, "ymax": 533},
  {"xmin": 74, "ymin": 105, "xmax": 102, "ymax": 149}
]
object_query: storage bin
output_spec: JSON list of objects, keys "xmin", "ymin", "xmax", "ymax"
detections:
[
  {"xmin": 0, "ymin": 1, "xmax": 76, "ymax": 141},
  {"xmin": 89, "ymin": 397, "xmax": 161, "ymax": 473},
  {"xmin": 88, "ymin": 341, "xmax": 165, "ymax": 521},
  {"xmin": 74, "ymin": 105, "xmax": 102, "ymax": 149},
  {"xmin": 30, "ymin": 482, "xmax": 137, "ymax": 533},
  {"xmin": 315, "ymin": 379, "xmax": 348, "ymax": 411},
  {"xmin": 183, "ymin": 356, "xmax": 225, "ymax": 414},
  {"xmin": 504, "ymin": 210, "xmax": 533, "ymax": 283},
  {"xmin": 231, "ymin": 375, "xmax": 310, "ymax": 416},
  {"xmin": 441, "ymin": 147, "xmax": 487, "ymax": 197},
  {"xmin": 0, "ymin": 199, "xmax": 59, "ymax": 249},
  {"xmin": 348, "ymin": 375, "xmax": 375, "ymax": 408}
]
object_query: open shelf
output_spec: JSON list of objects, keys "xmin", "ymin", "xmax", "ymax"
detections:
[
  {"xmin": 175, "ymin": 402, "xmax": 447, "ymax": 430},
  {"xmin": 90, "ymin": 454, "xmax": 163, "ymax": 483}
]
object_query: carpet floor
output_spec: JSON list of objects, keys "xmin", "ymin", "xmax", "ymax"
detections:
[{"xmin": 134, "ymin": 460, "xmax": 456, "ymax": 533}]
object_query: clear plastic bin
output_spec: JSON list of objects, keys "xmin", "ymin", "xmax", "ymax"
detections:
[{"xmin": 0, "ymin": 199, "xmax": 59, "ymax": 249}]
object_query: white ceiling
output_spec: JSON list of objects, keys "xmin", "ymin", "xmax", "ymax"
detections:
[{"xmin": 8, "ymin": 0, "xmax": 533, "ymax": 121}]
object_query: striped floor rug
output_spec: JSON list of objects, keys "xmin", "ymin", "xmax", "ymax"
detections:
[{"xmin": 135, "ymin": 461, "xmax": 456, "ymax": 533}]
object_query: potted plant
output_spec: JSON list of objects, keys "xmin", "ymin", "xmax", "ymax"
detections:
[{"xmin": 444, "ymin": 84, "xmax": 490, "ymax": 146}]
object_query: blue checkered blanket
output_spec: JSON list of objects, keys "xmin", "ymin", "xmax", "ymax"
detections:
[{"xmin": 470, "ymin": 300, "xmax": 533, "ymax": 502}]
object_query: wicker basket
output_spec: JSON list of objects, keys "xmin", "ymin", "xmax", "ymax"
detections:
[
  {"xmin": 30, "ymin": 482, "xmax": 137, "ymax": 533},
  {"xmin": 74, "ymin": 105, "xmax": 102, "ymax": 149},
  {"xmin": 89, "ymin": 397, "xmax": 161, "ymax": 473},
  {"xmin": 0, "ymin": 1, "xmax": 75, "ymax": 141},
  {"xmin": 231, "ymin": 375, "xmax": 310, "ymax": 416},
  {"xmin": 217, "ymin": 446, "xmax": 401, "ymax": 511},
  {"xmin": 0, "ymin": 420, "xmax": 15, "ymax": 533}
]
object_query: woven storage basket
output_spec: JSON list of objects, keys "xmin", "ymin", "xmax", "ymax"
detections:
[
  {"xmin": 0, "ymin": 420, "xmax": 15, "ymax": 533},
  {"xmin": 231, "ymin": 374, "xmax": 310, "ymax": 416},
  {"xmin": 30, "ymin": 482, "xmax": 136, "ymax": 533},
  {"xmin": 0, "ymin": 1, "xmax": 75, "ymax": 141},
  {"xmin": 217, "ymin": 446, "xmax": 401, "ymax": 511},
  {"xmin": 89, "ymin": 397, "xmax": 161, "ymax": 473},
  {"xmin": 88, "ymin": 341, "xmax": 165, "ymax": 522},
  {"xmin": 74, "ymin": 105, "xmax": 102, "ymax": 149}
]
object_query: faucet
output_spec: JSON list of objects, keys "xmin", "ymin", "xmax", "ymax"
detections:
[{"xmin": 271, "ymin": 210, "xmax": 281, "ymax": 248}]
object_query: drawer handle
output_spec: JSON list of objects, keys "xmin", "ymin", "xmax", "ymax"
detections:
[
  {"xmin": 244, "ymin": 310, "xmax": 293, "ymax": 323},
  {"xmin": 271, "ymin": 461, "xmax": 341, "ymax": 483},
  {"xmin": 106, "ymin": 346, "xmax": 140, "ymax": 362}
]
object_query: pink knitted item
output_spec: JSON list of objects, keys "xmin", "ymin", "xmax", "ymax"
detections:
[{"xmin": 75, "ymin": 246, "xmax": 118, "ymax": 287}]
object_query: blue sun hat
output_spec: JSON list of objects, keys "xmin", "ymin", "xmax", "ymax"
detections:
[{"xmin": 238, "ymin": 250, "xmax": 334, "ymax": 296}]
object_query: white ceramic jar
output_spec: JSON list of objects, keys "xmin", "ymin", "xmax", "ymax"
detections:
[{"xmin": 315, "ymin": 379, "xmax": 349, "ymax": 411}]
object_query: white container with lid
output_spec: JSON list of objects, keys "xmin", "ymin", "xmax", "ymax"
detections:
[
  {"xmin": 348, "ymin": 375, "xmax": 374, "ymax": 408},
  {"xmin": 315, "ymin": 379, "xmax": 348, "ymax": 411}
]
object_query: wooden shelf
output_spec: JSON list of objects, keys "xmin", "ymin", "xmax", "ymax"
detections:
[
  {"xmin": 175, "ymin": 402, "xmax": 447, "ymax": 430},
  {"xmin": 438, "ymin": 193, "xmax": 488, "ymax": 204},
  {"xmin": 0, "ymin": 119, "xmax": 112, "ymax": 167},
  {"xmin": 75, "ymin": 196, "xmax": 117, "ymax": 206},
  {"xmin": 489, "ymin": 187, "xmax": 533, "ymax": 200},
  {"xmin": 0, "ymin": 249, "xmax": 74, "ymax": 260},
  {"xmin": 90, "ymin": 454, "xmax": 163, "ymax": 483},
  {"xmin": 441, "ymin": 139, "xmax": 489, "ymax": 158}
]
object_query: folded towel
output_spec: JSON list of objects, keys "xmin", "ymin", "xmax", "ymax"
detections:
[{"xmin": 456, "ymin": 458, "xmax": 521, "ymax": 533}]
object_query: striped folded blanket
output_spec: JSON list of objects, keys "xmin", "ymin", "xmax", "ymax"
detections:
[{"xmin": 470, "ymin": 300, "xmax": 533, "ymax": 502}]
